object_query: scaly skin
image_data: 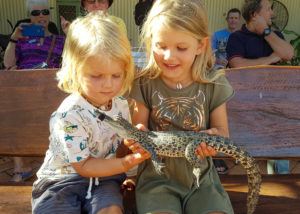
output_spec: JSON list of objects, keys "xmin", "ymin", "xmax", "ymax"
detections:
[{"xmin": 97, "ymin": 111, "xmax": 262, "ymax": 214}]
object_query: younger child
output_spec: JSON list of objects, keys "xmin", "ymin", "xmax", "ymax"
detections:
[
  {"xmin": 130, "ymin": 0, "xmax": 234, "ymax": 213},
  {"xmin": 32, "ymin": 11, "xmax": 149, "ymax": 214}
]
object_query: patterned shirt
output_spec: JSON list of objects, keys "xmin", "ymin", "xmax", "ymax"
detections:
[
  {"xmin": 36, "ymin": 93, "xmax": 131, "ymax": 180},
  {"xmin": 15, "ymin": 35, "xmax": 64, "ymax": 69}
]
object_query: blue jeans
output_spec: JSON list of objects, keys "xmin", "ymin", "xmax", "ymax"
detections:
[{"xmin": 267, "ymin": 160, "xmax": 289, "ymax": 174}]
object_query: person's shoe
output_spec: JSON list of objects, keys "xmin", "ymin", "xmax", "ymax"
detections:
[
  {"xmin": 11, "ymin": 170, "xmax": 34, "ymax": 182},
  {"xmin": 213, "ymin": 159, "xmax": 229, "ymax": 175}
]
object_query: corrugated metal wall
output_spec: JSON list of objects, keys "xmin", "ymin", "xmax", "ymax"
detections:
[
  {"xmin": 1, "ymin": 0, "xmax": 300, "ymax": 45},
  {"xmin": 109, "ymin": 0, "xmax": 140, "ymax": 46}
]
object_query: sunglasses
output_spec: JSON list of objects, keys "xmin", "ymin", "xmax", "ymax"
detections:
[{"xmin": 30, "ymin": 9, "xmax": 50, "ymax": 16}]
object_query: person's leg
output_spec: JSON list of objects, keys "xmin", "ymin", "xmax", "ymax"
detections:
[
  {"xmin": 85, "ymin": 175, "xmax": 126, "ymax": 214},
  {"xmin": 12, "ymin": 157, "xmax": 33, "ymax": 182},
  {"xmin": 274, "ymin": 160, "xmax": 290, "ymax": 174},
  {"xmin": 213, "ymin": 159, "xmax": 229, "ymax": 175}
]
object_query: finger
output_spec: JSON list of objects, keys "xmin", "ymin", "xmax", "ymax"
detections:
[
  {"xmin": 136, "ymin": 123, "xmax": 148, "ymax": 131},
  {"xmin": 124, "ymin": 139, "xmax": 135, "ymax": 147},
  {"xmin": 207, "ymin": 146, "xmax": 217, "ymax": 156},
  {"xmin": 60, "ymin": 15, "xmax": 66, "ymax": 22}
]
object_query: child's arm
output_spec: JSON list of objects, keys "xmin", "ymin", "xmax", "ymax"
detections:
[
  {"xmin": 71, "ymin": 143, "xmax": 150, "ymax": 178},
  {"xmin": 196, "ymin": 103, "xmax": 229, "ymax": 159},
  {"xmin": 131, "ymin": 100, "xmax": 150, "ymax": 128}
]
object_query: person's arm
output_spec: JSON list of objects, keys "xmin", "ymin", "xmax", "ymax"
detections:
[
  {"xmin": 264, "ymin": 32, "xmax": 294, "ymax": 61},
  {"xmin": 131, "ymin": 100, "xmax": 150, "ymax": 128},
  {"xmin": 228, "ymin": 52, "xmax": 281, "ymax": 68},
  {"xmin": 71, "ymin": 148, "xmax": 149, "ymax": 178},
  {"xmin": 3, "ymin": 25, "xmax": 24, "ymax": 69},
  {"xmin": 250, "ymin": 14, "xmax": 294, "ymax": 61},
  {"xmin": 195, "ymin": 103, "xmax": 229, "ymax": 158}
]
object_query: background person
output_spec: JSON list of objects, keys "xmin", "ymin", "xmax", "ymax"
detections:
[
  {"xmin": 3, "ymin": 0, "xmax": 64, "ymax": 70},
  {"xmin": 212, "ymin": 8, "xmax": 241, "ymax": 69},
  {"xmin": 61, "ymin": 0, "xmax": 127, "ymax": 35},
  {"xmin": 226, "ymin": 0, "xmax": 293, "ymax": 174},
  {"xmin": 226, "ymin": 0, "xmax": 294, "ymax": 68}
]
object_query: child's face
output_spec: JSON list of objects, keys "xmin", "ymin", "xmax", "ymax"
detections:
[
  {"xmin": 151, "ymin": 24, "xmax": 203, "ymax": 84},
  {"xmin": 79, "ymin": 55, "xmax": 125, "ymax": 107}
]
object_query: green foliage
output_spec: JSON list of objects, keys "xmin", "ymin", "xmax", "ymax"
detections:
[{"xmin": 283, "ymin": 30, "xmax": 300, "ymax": 65}]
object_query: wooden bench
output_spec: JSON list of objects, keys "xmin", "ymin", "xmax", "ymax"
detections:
[{"xmin": 0, "ymin": 66, "xmax": 299, "ymax": 214}]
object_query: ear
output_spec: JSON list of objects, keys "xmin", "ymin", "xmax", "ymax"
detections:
[{"xmin": 196, "ymin": 37, "xmax": 209, "ymax": 55}]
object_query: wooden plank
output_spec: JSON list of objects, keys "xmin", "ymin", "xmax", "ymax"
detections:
[
  {"xmin": 1, "ymin": 174, "xmax": 299, "ymax": 214},
  {"xmin": 221, "ymin": 174, "xmax": 300, "ymax": 214},
  {"xmin": 226, "ymin": 66, "xmax": 300, "ymax": 159},
  {"xmin": 0, "ymin": 69, "xmax": 67, "ymax": 156}
]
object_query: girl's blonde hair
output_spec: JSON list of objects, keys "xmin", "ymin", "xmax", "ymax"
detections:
[
  {"xmin": 57, "ymin": 11, "xmax": 134, "ymax": 95},
  {"xmin": 140, "ymin": 0, "xmax": 222, "ymax": 82}
]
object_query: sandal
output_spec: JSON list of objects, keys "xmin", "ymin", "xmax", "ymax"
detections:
[
  {"xmin": 213, "ymin": 159, "xmax": 229, "ymax": 175},
  {"xmin": 11, "ymin": 170, "xmax": 34, "ymax": 182}
]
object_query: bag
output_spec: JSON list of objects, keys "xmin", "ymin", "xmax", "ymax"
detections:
[{"xmin": 31, "ymin": 35, "xmax": 56, "ymax": 69}]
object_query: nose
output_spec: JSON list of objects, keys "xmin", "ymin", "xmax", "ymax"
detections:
[
  {"xmin": 163, "ymin": 49, "xmax": 174, "ymax": 60},
  {"xmin": 103, "ymin": 76, "xmax": 113, "ymax": 88}
]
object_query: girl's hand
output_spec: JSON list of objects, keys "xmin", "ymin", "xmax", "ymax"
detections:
[
  {"xmin": 11, "ymin": 23, "xmax": 29, "ymax": 40},
  {"xmin": 195, "ymin": 128, "xmax": 219, "ymax": 159},
  {"xmin": 122, "ymin": 139, "xmax": 151, "ymax": 171}
]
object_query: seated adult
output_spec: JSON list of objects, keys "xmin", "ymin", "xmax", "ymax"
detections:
[
  {"xmin": 212, "ymin": 8, "xmax": 241, "ymax": 69},
  {"xmin": 226, "ymin": 0, "xmax": 294, "ymax": 68},
  {"xmin": 61, "ymin": 0, "xmax": 127, "ymax": 35},
  {"xmin": 4, "ymin": 0, "xmax": 65, "ymax": 70}
]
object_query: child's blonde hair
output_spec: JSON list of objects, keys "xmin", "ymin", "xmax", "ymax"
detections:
[
  {"xmin": 140, "ymin": 0, "xmax": 221, "ymax": 82},
  {"xmin": 57, "ymin": 11, "xmax": 134, "ymax": 95}
]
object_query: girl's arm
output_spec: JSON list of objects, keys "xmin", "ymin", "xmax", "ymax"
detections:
[
  {"xmin": 196, "ymin": 103, "xmax": 229, "ymax": 158},
  {"xmin": 131, "ymin": 100, "xmax": 150, "ymax": 129}
]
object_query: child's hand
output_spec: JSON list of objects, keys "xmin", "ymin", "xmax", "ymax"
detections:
[
  {"xmin": 195, "ymin": 128, "xmax": 219, "ymax": 159},
  {"xmin": 122, "ymin": 140, "xmax": 150, "ymax": 171}
]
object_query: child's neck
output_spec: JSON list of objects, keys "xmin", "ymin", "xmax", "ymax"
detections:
[
  {"xmin": 81, "ymin": 94, "xmax": 112, "ymax": 111},
  {"xmin": 161, "ymin": 76, "xmax": 194, "ymax": 90}
]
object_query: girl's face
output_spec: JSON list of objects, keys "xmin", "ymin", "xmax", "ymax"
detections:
[
  {"xmin": 152, "ymin": 23, "xmax": 203, "ymax": 85},
  {"xmin": 79, "ymin": 55, "xmax": 125, "ymax": 107}
]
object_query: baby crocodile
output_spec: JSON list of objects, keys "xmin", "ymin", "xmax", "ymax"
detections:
[{"xmin": 96, "ymin": 111, "xmax": 261, "ymax": 214}]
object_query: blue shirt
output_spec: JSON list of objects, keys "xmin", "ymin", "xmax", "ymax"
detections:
[{"xmin": 226, "ymin": 24, "xmax": 284, "ymax": 61}]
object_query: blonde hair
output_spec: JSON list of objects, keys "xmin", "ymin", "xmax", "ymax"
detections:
[
  {"xmin": 57, "ymin": 11, "xmax": 134, "ymax": 95},
  {"xmin": 139, "ymin": 0, "xmax": 222, "ymax": 83}
]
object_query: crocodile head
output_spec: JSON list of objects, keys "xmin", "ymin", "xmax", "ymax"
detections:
[{"xmin": 96, "ymin": 111, "xmax": 139, "ymax": 140}]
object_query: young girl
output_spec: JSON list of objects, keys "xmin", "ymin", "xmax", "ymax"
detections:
[
  {"xmin": 130, "ymin": 0, "xmax": 234, "ymax": 213},
  {"xmin": 31, "ymin": 11, "xmax": 149, "ymax": 214}
]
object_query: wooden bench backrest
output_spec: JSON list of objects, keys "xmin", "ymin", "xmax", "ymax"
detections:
[
  {"xmin": 226, "ymin": 66, "xmax": 300, "ymax": 159},
  {"xmin": 0, "ymin": 69, "xmax": 67, "ymax": 156},
  {"xmin": 0, "ymin": 66, "xmax": 299, "ymax": 158}
]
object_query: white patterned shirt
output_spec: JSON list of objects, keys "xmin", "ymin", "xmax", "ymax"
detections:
[{"xmin": 36, "ymin": 93, "xmax": 131, "ymax": 180}]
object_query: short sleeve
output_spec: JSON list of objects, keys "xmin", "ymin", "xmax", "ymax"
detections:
[
  {"xmin": 209, "ymin": 75, "xmax": 234, "ymax": 112},
  {"xmin": 130, "ymin": 77, "xmax": 152, "ymax": 109},
  {"xmin": 226, "ymin": 32, "xmax": 245, "ymax": 61},
  {"xmin": 52, "ymin": 112, "xmax": 90, "ymax": 163}
]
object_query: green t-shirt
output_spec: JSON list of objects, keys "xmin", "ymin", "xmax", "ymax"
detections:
[{"xmin": 130, "ymin": 74, "xmax": 234, "ymax": 213}]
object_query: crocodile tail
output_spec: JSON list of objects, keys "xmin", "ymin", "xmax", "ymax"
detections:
[{"xmin": 207, "ymin": 136, "xmax": 262, "ymax": 214}]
